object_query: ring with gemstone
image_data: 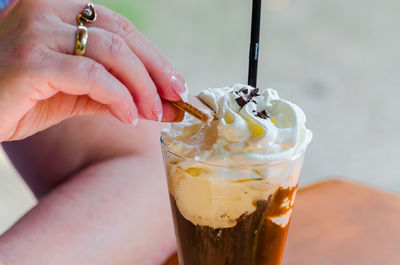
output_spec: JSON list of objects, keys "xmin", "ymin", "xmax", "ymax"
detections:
[{"xmin": 74, "ymin": 3, "xmax": 97, "ymax": 56}]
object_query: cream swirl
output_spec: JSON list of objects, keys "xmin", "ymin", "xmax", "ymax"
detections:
[
  {"xmin": 162, "ymin": 84, "xmax": 312, "ymax": 228},
  {"xmin": 162, "ymin": 84, "xmax": 312, "ymax": 165}
]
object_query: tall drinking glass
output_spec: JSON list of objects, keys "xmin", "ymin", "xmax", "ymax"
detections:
[{"xmin": 161, "ymin": 137, "xmax": 307, "ymax": 265}]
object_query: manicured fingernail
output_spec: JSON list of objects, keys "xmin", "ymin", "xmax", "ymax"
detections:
[
  {"xmin": 129, "ymin": 103, "xmax": 138, "ymax": 124},
  {"xmin": 171, "ymin": 70, "xmax": 188, "ymax": 102},
  {"xmin": 153, "ymin": 95, "xmax": 163, "ymax": 122}
]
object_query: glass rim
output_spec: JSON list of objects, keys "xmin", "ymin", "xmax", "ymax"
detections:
[{"xmin": 160, "ymin": 136, "xmax": 306, "ymax": 168}]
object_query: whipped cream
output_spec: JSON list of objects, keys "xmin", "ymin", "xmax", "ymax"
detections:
[
  {"xmin": 162, "ymin": 84, "xmax": 312, "ymax": 228},
  {"xmin": 163, "ymin": 84, "xmax": 312, "ymax": 164}
]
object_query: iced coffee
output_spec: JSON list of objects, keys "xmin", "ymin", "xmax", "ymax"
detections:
[{"xmin": 161, "ymin": 84, "xmax": 312, "ymax": 265}]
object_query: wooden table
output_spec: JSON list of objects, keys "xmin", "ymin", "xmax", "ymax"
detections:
[{"xmin": 163, "ymin": 180, "xmax": 400, "ymax": 265}]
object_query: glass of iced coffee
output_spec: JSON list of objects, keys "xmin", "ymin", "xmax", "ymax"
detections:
[{"xmin": 161, "ymin": 84, "xmax": 312, "ymax": 265}]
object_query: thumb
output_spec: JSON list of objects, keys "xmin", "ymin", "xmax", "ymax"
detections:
[{"xmin": 9, "ymin": 93, "xmax": 111, "ymax": 141}]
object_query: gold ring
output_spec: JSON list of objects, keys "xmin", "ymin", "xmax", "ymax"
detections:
[
  {"xmin": 76, "ymin": 3, "xmax": 97, "ymax": 26},
  {"xmin": 74, "ymin": 3, "xmax": 97, "ymax": 56},
  {"xmin": 75, "ymin": 25, "xmax": 88, "ymax": 56}
]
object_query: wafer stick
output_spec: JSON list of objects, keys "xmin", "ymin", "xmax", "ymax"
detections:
[{"xmin": 170, "ymin": 95, "xmax": 216, "ymax": 126}]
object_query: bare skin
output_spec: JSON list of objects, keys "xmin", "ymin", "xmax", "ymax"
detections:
[
  {"xmin": 0, "ymin": 0, "xmax": 186, "ymax": 141},
  {"xmin": 2, "ymin": 117, "xmax": 177, "ymax": 265},
  {"xmin": 0, "ymin": 0, "xmax": 186, "ymax": 264}
]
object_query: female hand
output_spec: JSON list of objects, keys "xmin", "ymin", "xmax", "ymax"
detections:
[{"xmin": 0, "ymin": 0, "xmax": 187, "ymax": 142}]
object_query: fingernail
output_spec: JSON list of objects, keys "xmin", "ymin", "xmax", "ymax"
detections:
[
  {"xmin": 153, "ymin": 95, "xmax": 163, "ymax": 122},
  {"xmin": 129, "ymin": 103, "xmax": 138, "ymax": 124},
  {"xmin": 171, "ymin": 70, "xmax": 188, "ymax": 102}
]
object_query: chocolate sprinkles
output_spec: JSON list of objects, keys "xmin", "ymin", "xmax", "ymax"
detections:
[
  {"xmin": 249, "ymin": 88, "xmax": 260, "ymax": 98},
  {"xmin": 235, "ymin": 97, "xmax": 249, "ymax": 108},
  {"xmin": 234, "ymin": 87, "xmax": 261, "ymax": 108},
  {"xmin": 240, "ymin": 88, "xmax": 249, "ymax": 94},
  {"xmin": 233, "ymin": 87, "xmax": 270, "ymax": 120},
  {"xmin": 256, "ymin": 110, "xmax": 270, "ymax": 120}
]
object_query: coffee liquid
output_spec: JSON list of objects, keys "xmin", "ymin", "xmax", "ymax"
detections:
[{"xmin": 169, "ymin": 187, "xmax": 296, "ymax": 265}]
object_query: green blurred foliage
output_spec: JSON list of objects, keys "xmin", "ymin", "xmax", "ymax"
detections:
[{"xmin": 93, "ymin": 0, "xmax": 150, "ymax": 31}]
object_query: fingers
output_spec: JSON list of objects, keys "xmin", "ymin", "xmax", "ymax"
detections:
[
  {"xmin": 56, "ymin": 1, "xmax": 188, "ymax": 102},
  {"xmin": 84, "ymin": 27, "xmax": 163, "ymax": 121},
  {"xmin": 48, "ymin": 22, "xmax": 183, "ymax": 122},
  {"xmin": 43, "ymin": 50, "xmax": 139, "ymax": 124},
  {"xmin": 161, "ymin": 100, "xmax": 185, "ymax": 122}
]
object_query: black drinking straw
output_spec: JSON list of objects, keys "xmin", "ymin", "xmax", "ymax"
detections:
[{"xmin": 248, "ymin": 0, "xmax": 262, "ymax": 88}]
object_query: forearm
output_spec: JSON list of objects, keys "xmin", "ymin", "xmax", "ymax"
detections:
[
  {"xmin": 2, "ymin": 116, "xmax": 166, "ymax": 198},
  {"xmin": 0, "ymin": 155, "xmax": 175, "ymax": 265}
]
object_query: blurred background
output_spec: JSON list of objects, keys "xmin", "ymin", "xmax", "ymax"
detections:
[{"xmin": 1, "ymin": 0, "xmax": 400, "ymax": 234}]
